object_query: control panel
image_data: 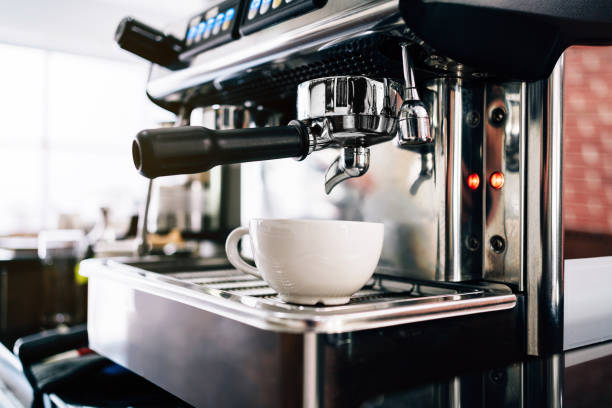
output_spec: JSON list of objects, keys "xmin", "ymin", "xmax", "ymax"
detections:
[
  {"xmin": 180, "ymin": 0, "xmax": 325, "ymax": 60},
  {"xmin": 183, "ymin": 0, "xmax": 242, "ymax": 59},
  {"xmin": 240, "ymin": 0, "xmax": 325, "ymax": 35}
]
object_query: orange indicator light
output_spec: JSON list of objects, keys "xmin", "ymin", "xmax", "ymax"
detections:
[
  {"xmin": 489, "ymin": 171, "xmax": 505, "ymax": 189},
  {"xmin": 467, "ymin": 173, "xmax": 480, "ymax": 190}
]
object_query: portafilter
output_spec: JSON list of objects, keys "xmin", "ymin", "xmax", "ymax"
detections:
[{"xmin": 132, "ymin": 51, "xmax": 432, "ymax": 192}]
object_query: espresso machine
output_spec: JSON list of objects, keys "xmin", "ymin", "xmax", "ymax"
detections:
[{"xmin": 80, "ymin": 1, "xmax": 612, "ymax": 406}]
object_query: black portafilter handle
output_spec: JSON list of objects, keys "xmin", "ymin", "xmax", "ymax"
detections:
[
  {"xmin": 132, "ymin": 121, "xmax": 310, "ymax": 178},
  {"xmin": 115, "ymin": 17, "xmax": 186, "ymax": 70}
]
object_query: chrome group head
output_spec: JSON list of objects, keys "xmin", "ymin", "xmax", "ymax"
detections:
[
  {"xmin": 296, "ymin": 75, "xmax": 404, "ymax": 193},
  {"xmin": 295, "ymin": 44, "xmax": 432, "ymax": 193}
]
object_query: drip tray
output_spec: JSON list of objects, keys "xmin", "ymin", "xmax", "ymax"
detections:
[
  {"xmin": 82, "ymin": 258, "xmax": 517, "ymax": 334},
  {"xmin": 168, "ymin": 269, "xmax": 466, "ymax": 305}
]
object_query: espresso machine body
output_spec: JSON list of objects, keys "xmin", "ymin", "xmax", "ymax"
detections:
[{"xmin": 82, "ymin": 1, "xmax": 612, "ymax": 406}]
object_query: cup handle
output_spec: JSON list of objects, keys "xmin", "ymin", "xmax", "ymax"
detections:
[{"xmin": 225, "ymin": 227, "xmax": 261, "ymax": 278}]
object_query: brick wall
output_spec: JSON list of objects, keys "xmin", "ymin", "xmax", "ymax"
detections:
[{"xmin": 564, "ymin": 46, "xmax": 612, "ymax": 234}]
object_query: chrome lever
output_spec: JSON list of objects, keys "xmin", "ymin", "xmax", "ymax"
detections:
[{"xmin": 325, "ymin": 146, "xmax": 370, "ymax": 194}]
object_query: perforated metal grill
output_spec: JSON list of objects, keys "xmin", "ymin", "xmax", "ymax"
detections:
[
  {"xmin": 190, "ymin": 34, "xmax": 406, "ymax": 109},
  {"xmin": 167, "ymin": 268, "xmax": 428, "ymax": 307}
]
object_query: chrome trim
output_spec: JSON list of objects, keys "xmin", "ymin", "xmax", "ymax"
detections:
[
  {"xmin": 397, "ymin": 43, "xmax": 432, "ymax": 146},
  {"xmin": 303, "ymin": 333, "xmax": 322, "ymax": 408},
  {"xmin": 297, "ymin": 76, "xmax": 403, "ymax": 143},
  {"xmin": 303, "ymin": 118, "xmax": 333, "ymax": 155},
  {"xmin": 548, "ymin": 354, "xmax": 563, "ymax": 408},
  {"xmin": 324, "ymin": 146, "xmax": 370, "ymax": 194},
  {"xmin": 147, "ymin": 0, "xmax": 400, "ymax": 100},
  {"xmin": 449, "ymin": 376, "xmax": 461, "ymax": 408},
  {"xmin": 525, "ymin": 55, "xmax": 564, "ymax": 355},
  {"xmin": 524, "ymin": 78, "xmax": 545, "ymax": 356},
  {"xmin": 449, "ymin": 79, "xmax": 463, "ymax": 281},
  {"xmin": 483, "ymin": 82, "xmax": 522, "ymax": 287},
  {"xmin": 519, "ymin": 81, "xmax": 528, "ymax": 293},
  {"xmin": 421, "ymin": 77, "xmax": 483, "ymax": 282},
  {"xmin": 82, "ymin": 258, "xmax": 516, "ymax": 334},
  {"xmin": 296, "ymin": 75, "xmax": 403, "ymax": 192},
  {"xmin": 414, "ymin": 77, "xmax": 485, "ymax": 282},
  {"xmin": 401, "ymin": 43, "xmax": 419, "ymax": 102}
]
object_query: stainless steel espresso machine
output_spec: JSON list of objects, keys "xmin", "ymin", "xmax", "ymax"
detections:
[{"xmin": 80, "ymin": 1, "xmax": 612, "ymax": 407}]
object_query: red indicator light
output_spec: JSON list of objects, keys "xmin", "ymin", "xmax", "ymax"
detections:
[
  {"xmin": 489, "ymin": 171, "xmax": 505, "ymax": 189},
  {"xmin": 467, "ymin": 173, "xmax": 480, "ymax": 190}
]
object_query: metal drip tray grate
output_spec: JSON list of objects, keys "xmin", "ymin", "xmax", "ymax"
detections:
[
  {"xmin": 84, "ymin": 259, "xmax": 517, "ymax": 333},
  {"xmin": 168, "ymin": 269, "xmax": 445, "ymax": 306}
]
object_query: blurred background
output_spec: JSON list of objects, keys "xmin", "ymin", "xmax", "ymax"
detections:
[
  {"xmin": 0, "ymin": 0, "xmax": 203, "ymax": 347},
  {"xmin": 563, "ymin": 46, "xmax": 612, "ymax": 257},
  {"xmin": 0, "ymin": 0, "xmax": 204, "ymax": 234}
]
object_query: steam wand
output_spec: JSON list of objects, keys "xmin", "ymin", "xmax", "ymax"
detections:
[
  {"xmin": 397, "ymin": 43, "xmax": 432, "ymax": 147},
  {"xmin": 396, "ymin": 44, "xmax": 434, "ymax": 195}
]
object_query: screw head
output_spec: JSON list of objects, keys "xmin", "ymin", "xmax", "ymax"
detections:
[
  {"xmin": 466, "ymin": 235, "xmax": 480, "ymax": 251},
  {"xmin": 466, "ymin": 111, "xmax": 481, "ymax": 128},
  {"xmin": 489, "ymin": 369, "xmax": 506, "ymax": 385},
  {"xmin": 490, "ymin": 107, "xmax": 506, "ymax": 125},
  {"xmin": 490, "ymin": 235, "xmax": 506, "ymax": 254}
]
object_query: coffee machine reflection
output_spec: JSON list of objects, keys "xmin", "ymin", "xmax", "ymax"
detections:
[{"xmin": 141, "ymin": 104, "xmax": 281, "ymax": 256}]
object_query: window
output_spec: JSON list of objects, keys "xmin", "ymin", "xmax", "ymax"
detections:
[{"xmin": 0, "ymin": 43, "xmax": 173, "ymax": 234}]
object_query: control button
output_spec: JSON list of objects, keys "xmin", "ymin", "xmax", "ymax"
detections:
[
  {"xmin": 203, "ymin": 17, "xmax": 215, "ymax": 39},
  {"xmin": 222, "ymin": 8, "xmax": 235, "ymax": 31},
  {"xmin": 260, "ymin": 0, "xmax": 272, "ymax": 14},
  {"xmin": 248, "ymin": 0, "xmax": 262, "ymax": 20},
  {"xmin": 186, "ymin": 26, "xmax": 197, "ymax": 45},
  {"xmin": 272, "ymin": 0, "xmax": 282, "ymax": 8},
  {"xmin": 212, "ymin": 13, "xmax": 225, "ymax": 35},
  {"xmin": 195, "ymin": 21, "xmax": 206, "ymax": 42}
]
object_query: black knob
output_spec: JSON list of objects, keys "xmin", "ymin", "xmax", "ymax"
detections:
[
  {"xmin": 132, "ymin": 121, "xmax": 310, "ymax": 178},
  {"xmin": 115, "ymin": 17, "xmax": 186, "ymax": 70}
]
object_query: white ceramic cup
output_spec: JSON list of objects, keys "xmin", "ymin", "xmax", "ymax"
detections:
[{"xmin": 225, "ymin": 219, "xmax": 384, "ymax": 305}]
